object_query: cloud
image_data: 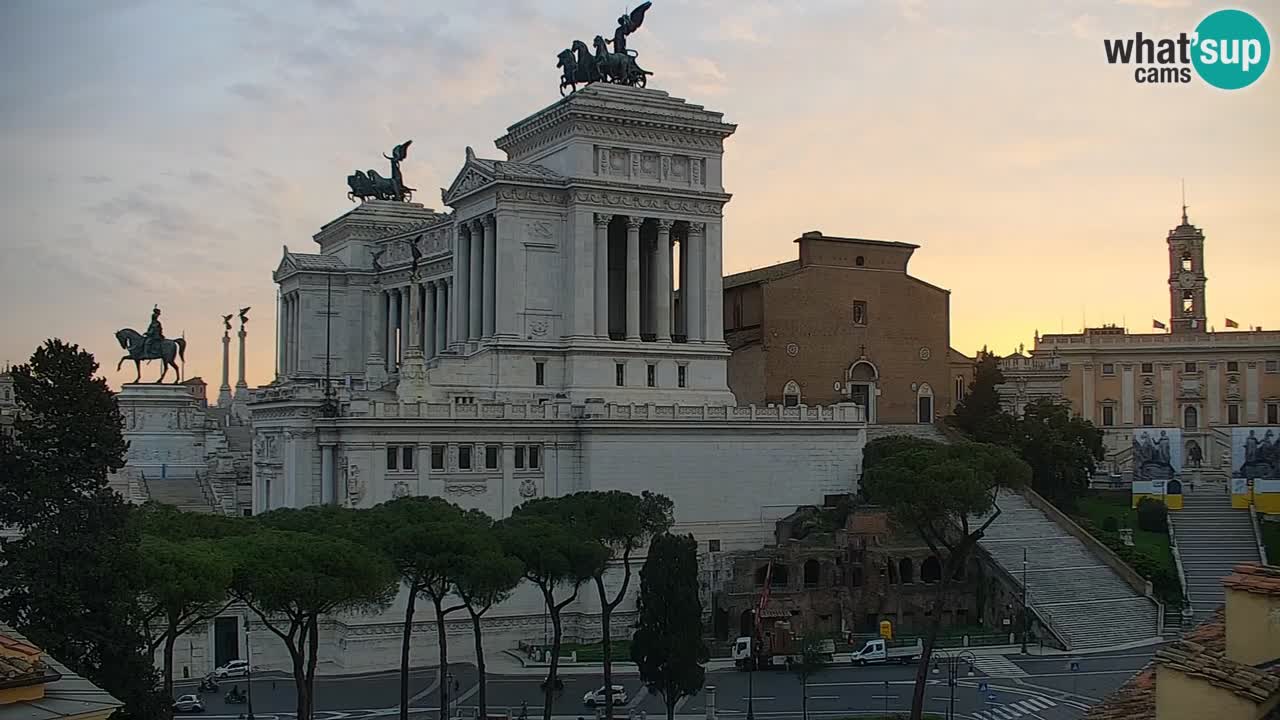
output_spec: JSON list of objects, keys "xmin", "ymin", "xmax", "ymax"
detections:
[
  {"xmin": 1118, "ymin": 0, "xmax": 1190, "ymax": 8},
  {"xmin": 81, "ymin": 175, "xmax": 112, "ymax": 184}
]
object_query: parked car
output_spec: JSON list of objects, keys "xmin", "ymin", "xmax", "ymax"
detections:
[
  {"xmin": 173, "ymin": 694, "xmax": 205, "ymax": 714},
  {"xmin": 583, "ymin": 685, "xmax": 628, "ymax": 706},
  {"xmin": 213, "ymin": 659, "xmax": 249, "ymax": 679}
]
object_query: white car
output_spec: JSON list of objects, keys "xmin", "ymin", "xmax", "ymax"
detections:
[
  {"xmin": 173, "ymin": 694, "xmax": 205, "ymax": 713},
  {"xmin": 213, "ymin": 659, "xmax": 249, "ymax": 679},
  {"xmin": 583, "ymin": 685, "xmax": 628, "ymax": 706}
]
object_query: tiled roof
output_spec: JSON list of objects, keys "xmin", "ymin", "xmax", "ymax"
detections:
[
  {"xmin": 473, "ymin": 158, "xmax": 563, "ymax": 182},
  {"xmin": 723, "ymin": 260, "xmax": 801, "ymax": 290},
  {"xmin": 0, "ymin": 625, "xmax": 121, "ymax": 720},
  {"xmin": 1083, "ymin": 609, "xmax": 1227, "ymax": 720},
  {"xmin": 1223, "ymin": 563, "xmax": 1280, "ymax": 597},
  {"xmin": 287, "ymin": 253, "xmax": 346, "ymax": 271},
  {"xmin": 1156, "ymin": 633, "xmax": 1280, "ymax": 704}
]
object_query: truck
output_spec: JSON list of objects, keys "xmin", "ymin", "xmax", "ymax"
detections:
[
  {"xmin": 848, "ymin": 637, "xmax": 923, "ymax": 665},
  {"xmin": 732, "ymin": 620, "xmax": 836, "ymax": 670}
]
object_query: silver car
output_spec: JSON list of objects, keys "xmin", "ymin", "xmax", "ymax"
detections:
[{"xmin": 173, "ymin": 694, "xmax": 205, "ymax": 714}]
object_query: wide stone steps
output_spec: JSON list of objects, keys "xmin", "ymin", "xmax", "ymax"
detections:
[
  {"xmin": 976, "ymin": 491, "xmax": 1160, "ymax": 651},
  {"xmin": 1172, "ymin": 491, "xmax": 1261, "ymax": 619},
  {"xmin": 146, "ymin": 476, "xmax": 217, "ymax": 514}
]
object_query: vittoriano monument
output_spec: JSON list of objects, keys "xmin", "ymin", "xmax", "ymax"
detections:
[
  {"xmin": 347, "ymin": 139, "xmax": 416, "ymax": 202},
  {"xmin": 557, "ymin": 2, "xmax": 653, "ymax": 95},
  {"xmin": 115, "ymin": 305, "xmax": 187, "ymax": 384}
]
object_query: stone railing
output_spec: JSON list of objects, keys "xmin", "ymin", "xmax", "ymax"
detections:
[
  {"xmin": 365, "ymin": 400, "xmax": 866, "ymax": 423},
  {"xmin": 1039, "ymin": 329, "xmax": 1280, "ymax": 349},
  {"xmin": 1167, "ymin": 513, "xmax": 1193, "ymax": 618},
  {"xmin": 1250, "ymin": 503, "xmax": 1269, "ymax": 566}
]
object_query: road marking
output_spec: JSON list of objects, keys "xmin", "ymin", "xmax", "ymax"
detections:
[
  {"xmin": 969, "ymin": 654, "xmax": 1029, "ymax": 678},
  {"xmin": 409, "ymin": 674, "xmax": 442, "ymax": 704},
  {"xmin": 625, "ymin": 686, "xmax": 649, "ymax": 710},
  {"xmin": 739, "ymin": 696, "xmax": 775, "ymax": 701},
  {"xmin": 806, "ymin": 695, "xmax": 839, "ymax": 700},
  {"xmin": 672, "ymin": 693, "xmax": 691, "ymax": 712},
  {"xmin": 453, "ymin": 683, "xmax": 481, "ymax": 707}
]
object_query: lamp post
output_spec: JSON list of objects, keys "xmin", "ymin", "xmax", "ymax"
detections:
[
  {"xmin": 746, "ymin": 609, "xmax": 756, "ymax": 720},
  {"xmin": 882, "ymin": 680, "xmax": 889, "ymax": 716},
  {"xmin": 243, "ymin": 615, "xmax": 255, "ymax": 720},
  {"xmin": 930, "ymin": 649, "xmax": 976, "ymax": 720},
  {"xmin": 1020, "ymin": 548, "xmax": 1029, "ymax": 654}
]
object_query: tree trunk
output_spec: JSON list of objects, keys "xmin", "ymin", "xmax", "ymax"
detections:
[
  {"xmin": 291, "ymin": 640, "xmax": 309, "ymax": 720},
  {"xmin": 401, "ymin": 587, "xmax": 418, "ymax": 720},
  {"xmin": 434, "ymin": 596, "xmax": 451, "ymax": 720},
  {"xmin": 597, "ymin": 579, "xmax": 614, "ymax": 720},
  {"xmin": 666, "ymin": 693, "xmax": 676, "ymax": 720},
  {"xmin": 304, "ymin": 616, "xmax": 320, "ymax": 720},
  {"xmin": 470, "ymin": 609, "xmax": 487, "ymax": 720},
  {"xmin": 544, "ymin": 599, "xmax": 564, "ymax": 720},
  {"xmin": 162, "ymin": 619, "xmax": 177, "ymax": 713},
  {"xmin": 910, "ymin": 553, "xmax": 966, "ymax": 720}
]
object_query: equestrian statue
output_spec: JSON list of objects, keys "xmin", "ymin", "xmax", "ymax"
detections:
[
  {"xmin": 558, "ymin": 3, "xmax": 653, "ymax": 95},
  {"xmin": 115, "ymin": 305, "xmax": 187, "ymax": 384},
  {"xmin": 347, "ymin": 140, "xmax": 416, "ymax": 202}
]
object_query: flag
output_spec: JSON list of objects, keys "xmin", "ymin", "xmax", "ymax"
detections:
[
  {"xmin": 1153, "ymin": 320, "xmax": 1167, "ymax": 330},
  {"xmin": 1225, "ymin": 318, "xmax": 1239, "ymax": 328}
]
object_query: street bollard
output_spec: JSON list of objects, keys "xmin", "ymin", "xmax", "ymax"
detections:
[{"xmin": 705, "ymin": 685, "xmax": 716, "ymax": 720}]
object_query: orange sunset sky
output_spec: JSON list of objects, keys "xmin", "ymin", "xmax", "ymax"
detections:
[{"xmin": 1, "ymin": 0, "xmax": 1276, "ymax": 391}]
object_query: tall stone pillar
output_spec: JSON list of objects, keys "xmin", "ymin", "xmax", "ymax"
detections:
[
  {"xmin": 469, "ymin": 219, "xmax": 484, "ymax": 341},
  {"xmin": 398, "ymin": 286, "xmax": 410, "ymax": 364},
  {"xmin": 483, "ymin": 215, "xmax": 497, "ymax": 338},
  {"xmin": 424, "ymin": 281, "xmax": 437, "ymax": 360},
  {"xmin": 455, "ymin": 226, "xmax": 471, "ymax": 348},
  {"xmin": 625, "ymin": 216, "xmax": 642, "ymax": 341},
  {"xmin": 594, "ymin": 214, "xmax": 611, "ymax": 338},
  {"xmin": 321, "ymin": 444, "xmax": 336, "ymax": 505},
  {"xmin": 655, "ymin": 219, "xmax": 673, "ymax": 342},
  {"xmin": 218, "ymin": 330, "xmax": 232, "ymax": 405},
  {"xmin": 235, "ymin": 323, "xmax": 248, "ymax": 396},
  {"xmin": 703, "ymin": 221, "xmax": 725, "ymax": 343},
  {"xmin": 438, "ymin": 279, "xmax": 450, "ymax": 352},
  {"xmin": 366, "ymin": 285, "xmax": 387, "ymax": 383},
  {"xmin": 495, "ymin": 209, "xmax": 521, "ymax": 338},
  {"xmin": 407, "ymin": 281, "xmax": 423, "ymax": 353},
  {"xmin": 685, "ymin": 223, "xmax": 705, "ymax": 342},
  {"xmin": 276, "ymin": 295, "xmax": 286, "ymax": 377},
  {"xmin": 386, "ymin": 289, "xmax": 399, "ymax": 372}
]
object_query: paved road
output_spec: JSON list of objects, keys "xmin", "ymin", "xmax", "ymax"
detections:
[{"xmin": 176, "ymin": 646, "xmax": 1158, "ymax": 720}]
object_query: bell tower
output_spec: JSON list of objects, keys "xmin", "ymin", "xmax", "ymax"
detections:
[{"xmin": 1167, "ymin": 204, "xmax": 1207, "ymax": 334}]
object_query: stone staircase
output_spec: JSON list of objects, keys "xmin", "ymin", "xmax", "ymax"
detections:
[
  {"xmin": 1173, "ymin": 488, "xmax": 1261, "ymax": 619},
  {"xmin": 144, "ymin": 472, "xmax": 218, "ymax": 514},
  {"xmin": 978, "ymin": 490, "xmax": 1161, "ymax": 650}
]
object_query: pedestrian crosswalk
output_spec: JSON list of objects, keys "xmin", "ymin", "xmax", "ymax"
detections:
[
  {"xmin": 971, "ymin": 696, "xmax": 1057, "ymax": 719},
  {"xmin": 967, "ymin": 654, "xmax": 1030, "ymax": 678}
]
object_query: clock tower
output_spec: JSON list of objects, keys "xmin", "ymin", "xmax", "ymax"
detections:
[{"xmin": 1167, "ymin": 205, "xmax": 1207, "ymax": 334}]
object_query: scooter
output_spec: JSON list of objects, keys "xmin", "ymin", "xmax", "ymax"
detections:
[
  {"xmin": 225, "ymin": 689, "xmax": 247, "ymax": 705},
  {"xmin": 198, "ymin": 677, "xmax": 219, "ymax": 694}
]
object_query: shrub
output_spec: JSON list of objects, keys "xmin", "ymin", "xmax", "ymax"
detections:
[
  {"xmin": 1102, "ymin": 516, "xmax": 1119, "ymax": 533},
  {"xmin": 1136, "ymin": 498, "xmax": 1168, "ymax": 533}
]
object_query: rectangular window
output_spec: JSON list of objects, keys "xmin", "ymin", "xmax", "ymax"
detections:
[
  {"xmin": 1228, "ymin": 404, "xmax": 1240, "ymax": 425},
  {"xmin": 431, "ymin": 445, "xmax": 445, "ymax": 471},
  {"xmin": 615, "ymin": 362, "xmax": 625, "ymax": 387},
  {"xmin": 528, "ymin": 445, "xmax": 540, "ymax": 469},
  {"xmin": 954, "ymin": 376, "xmax": 965, "ymax": 402},
  {"xmin": 515, "ymin": 446, "xmax": 525, "ymax": 469},
  {"xmin": 1267, "ymin": 359, "xmax": 1279, "ymax": 373},
  {"xmin": 1102, "ymin": 405, "xmax": 1115, "ymax": 426},
  {"xmin": 1268, "ymin": 403, "xmax": 1279, "ymax": 425},
  {"xmin": 242, "ymin": 508, "xmax": 253, "ymax": 517},
  {"xmin": 852, "ymin": 301, "xmax": 868, "ymax": 327},
  {"xmin": 708, "ymin": 539, "xmax": 721, "ymax": 553},
  {"xmin": 647, "ymin": 364, "xmax": 656, "ymax": 387},
  {"xmin": 1102, "ymin": 363, "xmax": 1115, "ymax": 376},
  {"xmin": 402, "ymin": 446, "xmax": 414, "ymax": 471},
  {"xmin": 535, "ymin": 361, "xmax": 545, "ymax": 386},
  {"xmin": 1141, "ymin": 362, "xmax": 1154, "ymax": 374},
  {"xmin": 1226, "ymin": 360, "xmax": 1239, "ymax": 372},
  {"xmin": 1184, "ymin": 362, "xmax": 1196, "ymax": 373},
  {"xmin": 485, "ymin": 445, "xmax": 499, "ymax": 470},
  {"xmin": 386, "ymin": 447, "xmax": 398, "ymax": 471},
  {"xmin": 1142, "ymin": 405, "xmax": 1154, "ymax": 426},
  {"xmin": 678, "ymin": 365, "xmax": 687, "ymax": 388},
  {"xmin": 458, "ymin": 445, "xmax": 472, "ymax": 471}
]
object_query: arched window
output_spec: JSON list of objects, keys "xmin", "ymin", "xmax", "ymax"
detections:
[
  {"xmin": 898, "ymin": 558, "xmax": 914, "ymax": 584},
  {"xmin": 1184, "ymin": 405, "xmax": 1199, "ymax": 429},
  {"xmin": 803, "ymin": 559, "xmax": 820, "ymax": 587},
  {"xmin": 917, "ymin": 383, "xmax": 935, "ymax": 424},
  {"xmin": 1182, "ymin": 290, "xmax": 1195, "ymax": 314},
  {"xmin": 1181, "ymin": 251, "xmax": 1192, "ymax": 272},
  {"xmin": 921, "ymin": 556, "xmax": 942, "ymax": 584},
  {"xmin": 783, "ymin": 380, "xmax": 801, "ymax": 408}
]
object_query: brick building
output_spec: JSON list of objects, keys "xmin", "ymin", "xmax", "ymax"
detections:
[
  {"xmin": 714, "ymin": 504, "xmax": 1026, "ymax": 642},
  {"xmin": 723, "ymin": 231, "xmax": 968, "ymax": 424}
]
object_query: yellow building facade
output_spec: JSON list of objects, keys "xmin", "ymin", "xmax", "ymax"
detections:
[{"xmin": 999, "ymin": 212, "xmax": 1280, "ymax": 511}]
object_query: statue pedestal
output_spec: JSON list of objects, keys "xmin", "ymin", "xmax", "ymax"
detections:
[{"xmin": 396, "ymin": 353, "xmax": 428, "ymax": 404}]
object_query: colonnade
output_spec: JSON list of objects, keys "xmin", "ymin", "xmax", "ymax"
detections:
[{"xmin": 372, "ymin": 277, "xmax": 453, "ymax": 373}]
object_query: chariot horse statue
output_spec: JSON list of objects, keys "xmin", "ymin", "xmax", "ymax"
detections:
[
  {"xmin": 115, "ymin": 306, "xmax": 187, "ymax": 383},
  {"xmin": 347, "ymin": 140, "xmax": 416, "ymax": 202},
  {"xmin": 558, "ymin": 3, "xmax": 653, "ymax": 95}
]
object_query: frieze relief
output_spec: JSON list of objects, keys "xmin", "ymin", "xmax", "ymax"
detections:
[
  {"xmin": 445, "ymin": 483, "xmax": 488, "ymax": 496},
  {"xmin": 570, "ymin": 190, "xmax": 722, "ymax": 217}
]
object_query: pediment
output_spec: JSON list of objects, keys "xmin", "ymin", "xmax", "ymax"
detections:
[{"xmin": 442, "ymin": 162, "xmax": 495, "ymax": 205}]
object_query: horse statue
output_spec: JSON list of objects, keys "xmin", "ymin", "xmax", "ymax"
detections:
[
  {"xmin": 592, "ymin": 35, "xmax": 650, "ymax": 87},
  {"xmin": 115, "ymin": 328, "xmax": 186, "ymax": 384},
  {"xmin": 346, "ymin": 140, "xmax": 415, "ymax": 202},
  {"xmin": 559, "ymin": 41, "xmax": 604, "ymax": 95}
]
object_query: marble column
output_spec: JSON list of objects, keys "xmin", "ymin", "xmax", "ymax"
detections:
[
  {"xmin": 625, "ymin": 216, "xmax": 642, "ymax": 341},
  {"xmin": 438, "ymin": 278, "xmax": 450, "ymax": 351},
  {"xmin": 594, "ymin": 214, "xmax": 611, "ymax": 338},
  {"xmin": 219, "ymin": 331, "xmax": 232, "ymax": 404},
  {"xmin": 366, "ymin": 286, "xmax": 386, "ymax": 380},
  {"xmin": 469, "ymin": 219, "xmax": 484, "ymax": 341},
  {"xmin": 424, "ymin": 281, "xmax": 437, "ymax": 360},
  {"xmin": 455, "ymin": 226, "xmax": 471, "ymax": 348},
  {"xmin": 287, "ymin": 295, "xmax": 297, "ymax": 373},
  {"xmin": 703, "ymin": 221, "xmax": 724, "ymax": 343},
  {"xmin": 407, "ymin": 280, "xmax": 423, "ymax": 352},
  {"xmin": 386, "ymin": 289, "xmax": 399, "ymax": 372},
  {"xmin": 685, "ymin": 223, "xmax": 705, "ymax": 342},
  {"xmin": 398, "ymin": 286, "xmax": 410, "ymax": 364},
  {"xmin": 444, "ymin": 278, "xmax": 455, "ymax": 347},
  {"xmin": 321, "ymin": 444, "xmax": 335, "ymax": 505},
  {"xmin": 483, "ymin": 215, "xmax": 497, "ymax": 338},
  {"xmin": 655, "ymin": 219, "xmax": 673, "ymax": 342},
  {"xmin": 276, "ymin": 296, "xmax": 286, "ymax": 376},
  {"xmin": 236, "ymin": 324, "xmax": 248, "ymax": 392}
]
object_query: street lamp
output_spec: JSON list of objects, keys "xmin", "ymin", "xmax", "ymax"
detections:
[
  {"xmin": 243, "ymin": 615, "xmax": 256, "ymax": 720},
  {"xmin": 1020, "ymin": 548, "xmax": 1029, "ymax": 654},
  {"xmin": 930, "ymin": 649, "xmax": 976, "ymax": 720},
  {"xmin": 746, "ymin": 609, "xmax": 756, "ymax": 720},
  {"xmin": 445, "ymin": 669, "xmax": 456, "ymax": 720}
]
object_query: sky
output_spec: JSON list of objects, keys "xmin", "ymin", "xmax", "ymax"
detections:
[{"xmin": 1, "ymin": 0, "xmax": 1277, "ymax": 390}]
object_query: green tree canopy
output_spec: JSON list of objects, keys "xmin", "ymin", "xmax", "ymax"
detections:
[
  {"xmin": 454, "ymin": 522, "xmax": 523, "ymax": 720},
  {"xmin": 1014, "ymin": 398, "xmax": 1104, "ymax": 510},
  {"xmin": 949, "ymin": 350, "xmax": 1015, "ymax": 445},
  {"xmin": 630, "ymin": 533, "xmax": 707, "ymax": 720}
]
